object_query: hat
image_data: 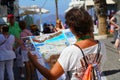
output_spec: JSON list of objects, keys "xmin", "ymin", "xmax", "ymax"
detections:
[{"xmin": 7, "ymin": 14, "xmax": 14, "ymax": 19}]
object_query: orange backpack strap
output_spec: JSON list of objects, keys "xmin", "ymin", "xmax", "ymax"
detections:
[{"xmin": 82, "ymin": 64, "xmax": 92, "ymax": 80}]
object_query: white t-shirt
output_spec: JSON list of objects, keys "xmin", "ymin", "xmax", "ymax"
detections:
[
  {"xmin": 0, "ymin": 34, "xmax": 16, "ymax": 61},
  {"xmin": 58, "ymin": 41, "xmax": 106, "ymax": 80}
]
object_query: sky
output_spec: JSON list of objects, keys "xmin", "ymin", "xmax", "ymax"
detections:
[{"xmin": 19, "ymin": 0, "xmax": 70, "ymax": 16}]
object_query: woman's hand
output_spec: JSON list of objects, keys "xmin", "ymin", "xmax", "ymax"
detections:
[
  {"xmin": 115, "ymin": 26, "xmax": 120, "ymax": 30},
  {"xmin": 28, "ymin": 52, "xmax": 38, "ymax": 64}
]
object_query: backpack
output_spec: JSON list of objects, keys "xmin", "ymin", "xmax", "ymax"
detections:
[{"xmin": 74, "ymin": 41, "xmax": 102, "ymax": 80}]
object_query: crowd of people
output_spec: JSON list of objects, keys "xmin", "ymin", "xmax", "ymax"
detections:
[
  {"xmin": 0, "ymin": 14, "xmax": 34, "ymax": 80},
  {"xmin": 42, "ymin": 19, "xmax": 66, "ymax": 34},
  {"xmin": 0, "ymin": 6, "xmax": 120, "ymax": 80},
  {"xmin": 0, "ymin": 12, "xmax": 67, "ymax": 80}
]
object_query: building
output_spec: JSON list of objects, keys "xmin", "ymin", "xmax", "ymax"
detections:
[
  {"xmin": 65, "ymin": 0, "xmax": 116, "ymax": 35},
  {"xmin": 66, "ymin": 0, "xmax": 117, "ymax": 18},
  {"xmin": 66, "ymin": 0, "xmax": 115, "ymax": 8},
  {"xmin": 0, "ymin": 0, "xmax": 19, "ymax": 17},
  {"xmin": 84, "ymin": 0, "xmax": 116, "ymax": 17}
]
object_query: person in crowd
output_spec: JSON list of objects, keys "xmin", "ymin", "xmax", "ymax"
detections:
[
  {"xmin": 42, "ymin": 23, "xmax": 52, "ymax": 34},
  {"xmin": 0, "ymin": 25, "xmax": 16, "ymax": 80},
  {"xmin": 24, "ymin": 15, "xmax": 34, "ymax": 30},
  {"xmin": 106, "ymin": 16, "xmax": 110, "ymax": 34},
  {"xmin": 48, "ymin": 23, "xmax": 55, "ymax": 33},
  {"xmin": 28, "ymin": 7, "xmax": 106, "ymax": 80},
  {"xmin": 110, "ymin": 11, "xmax": 120, "ymax": 44},
  {"xmin": 7, "ymin": 14, "xmax": 21, "ymax": 48},
  {"xmin": 7, "ymin": 14, "xmax": 24, "ymax": 79},
  {"xmin": 0, "ymin": 26, "xmax": 1, "ymax": 33},
  {"xmin": 15, "ymin": 46, "xmax": 25, "ymax": 78},
  {"xmin": 30, "ymin": 24, "xmax": 40, "ymax": 36},
  {"xmin": 19, "ymin": 20, "xmax": 35, "ymax": 80},
  {"xmin": 54, "ymin": 19, "xmax": 65, "ymax": 32}
]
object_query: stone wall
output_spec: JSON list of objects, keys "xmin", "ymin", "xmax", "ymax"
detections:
[{"xmin": 0, "ymin": 5, "xmax": 7, "ymax": 17}]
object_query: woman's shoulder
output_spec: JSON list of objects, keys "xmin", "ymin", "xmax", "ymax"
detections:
[
  {"xmin": 62, "ymin": 41, "xmax": 105, "ymax": 53},
  {"xmin": 62, "ymin": 45, "xmax": 80, "ymax": 53},
  {"xmin": 26, "ymin": 29, "xmax": 32, "ymax": 36},
  {"xmin": 24, "ymin": 29, "xmax": 31, "ymax": 33},
  {"xmin": 9, "ymin": 34, "xmax": 15, "ymax": 38},
  {"xmin": 0, "ymin": 34, "xmax": 3, "ymax": 39},
  {"xmin": 22, "ymin": 29, "xmax": 32, "ymax": 36},
  {"xmin": 0, "ymin": 34, "xmax": 2, "ymax": 36},
  {"xmin": 0, "ymin": 34, "xmax": 14, "ymax": 39}
]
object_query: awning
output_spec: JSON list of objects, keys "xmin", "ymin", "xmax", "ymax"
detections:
[{"xmin": 19, "ymin": 5, "xmax": 49, "ymax": 16}]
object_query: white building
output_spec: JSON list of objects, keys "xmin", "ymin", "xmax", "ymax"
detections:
[
  {"xmin": 65, "ymin": 0, "xmax": 84, "ymax": 12},
  {"xmin": 85, "ymin": 0, "xmax": 115, "ymax": 8},
  {"xmin": 66, "ymin": 0, "xmax": 116, "ymax": 12}
]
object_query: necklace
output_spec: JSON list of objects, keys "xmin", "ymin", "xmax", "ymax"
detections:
[{"xmin": 77, "ymin": 36, "xmax": 91, "ymax": 42}]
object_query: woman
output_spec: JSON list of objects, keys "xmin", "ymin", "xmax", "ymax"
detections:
[
  {"xmin": 28, "ymin": 7, "xmax": 106, "ymax": 80},
  {"xmin": 0, "ymin": 25, "xmax": 16, "ymax": 80},
  {"xmin": 30, "ymin": 24, "xmax": 40, "ymax": 35},
  {"xmin": 54, "ymin": 19, "xmax": 65, "ymax": 32},
  {"xmin": 19, "ymin": 20, "xmax": 34, "ymax": 80},
  {"xmin": 110, "ymin": 11, "xmax": 120, "ymax": 44},
  {"xmin": 7, "ymin": 14, "xmax": 21, "ymax": 49}
]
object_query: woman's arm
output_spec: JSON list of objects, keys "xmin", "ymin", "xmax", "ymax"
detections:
[
  {"xmin": 32, "ymin": 31, "xmax": 62, "ymax": 43},
  {"xmin": 28, "ymin": 52, "xmax": 64, "ymax": 80},
  {"xmin": 110, "ymin": 16, "xmax": 120, "ymax": 30},
  {"xmin": 61, "ymin": 22, "xmax": 65, "ymax": 29}
]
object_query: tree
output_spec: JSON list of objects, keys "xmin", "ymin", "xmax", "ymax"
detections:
[
  {"xmin": 93, "ymin": 0, "xmax": 107, "ymax": 35},
  {"xmin": 113, "ymin": 0, "xmax": 120, "ymax": 11}
]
